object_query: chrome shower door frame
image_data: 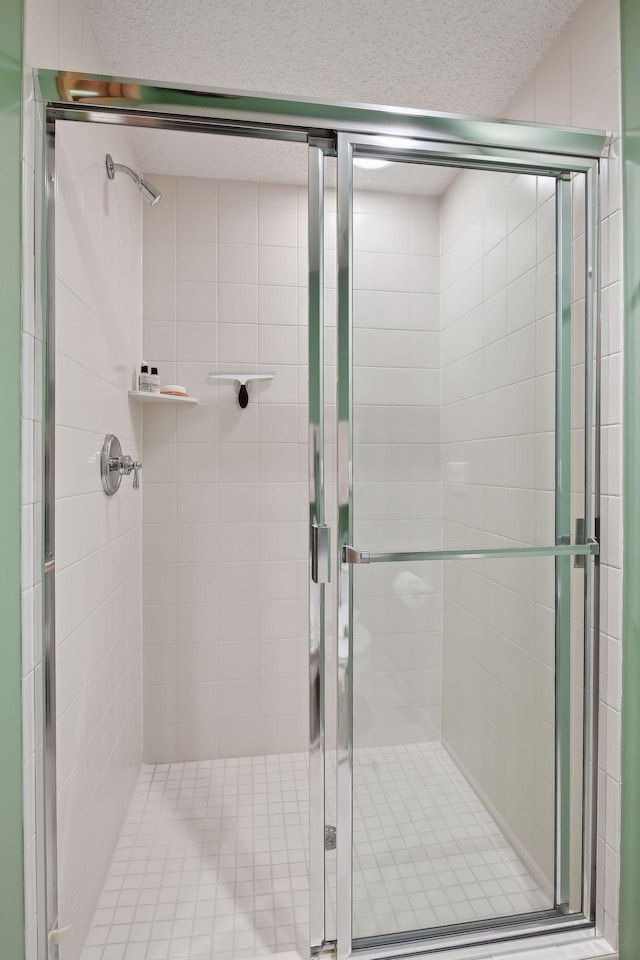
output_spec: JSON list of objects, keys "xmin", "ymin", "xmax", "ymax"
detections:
[
  {"xmin": 308, "ymin": 137, "xmax": 334, "ymax": 952},
  {"xmin": 335, "ymin": 130, "xmax": 601, "ymax": 960},
  {"xmin": 39, "ymin": 110, "xmax": 334, "ymax": 960},
  {"xmin": 33, "ymin": 69, "xmax": 605, "ymax": 960}
]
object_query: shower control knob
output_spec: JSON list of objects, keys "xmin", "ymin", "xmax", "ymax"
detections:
[
  {"xmin": 100, "ymin": 434, "xmax": 142, "ymax": 495},
  {"xmin": 117, "ymin": 454, "xmax": 143, "ymax": 489}
]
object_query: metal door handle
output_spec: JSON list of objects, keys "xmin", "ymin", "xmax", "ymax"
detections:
[
  {"xmin": 342, "ymin": 543, "xmax": 598, "ymax": 564},
  {"xmin": 312, "ymin": 524, "xmax": 331, "ymax": 583},
  {"xmin": 342, "ymin": 545, "xmax": 370, "ymax": 564}
]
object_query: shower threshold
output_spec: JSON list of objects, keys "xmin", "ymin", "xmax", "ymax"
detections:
[{"xmin": 79, "ymin": 743, "xmax": 548, "ymax": 960}]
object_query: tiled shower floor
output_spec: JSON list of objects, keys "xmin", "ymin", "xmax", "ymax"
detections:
[{"xmin": 80, "ymin": 743, "xmax": 549, "ymax": 960}]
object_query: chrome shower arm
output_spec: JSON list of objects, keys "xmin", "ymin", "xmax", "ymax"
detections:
[
  {"xmin": 105, "ymin": 154, "xmax": 163, "ymax": 205},
  {"xmin": 106, "ymin": 154, "xmax": 140, "ymax": 185}
]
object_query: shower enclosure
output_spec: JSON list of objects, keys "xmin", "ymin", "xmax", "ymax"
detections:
[
  {"xmin": 334, "ymin": 134, "xmax": 599, "ymax": 959},
  {"xmin": 37, "ymin": 70, "xmax": 603, "ymax": 960}
]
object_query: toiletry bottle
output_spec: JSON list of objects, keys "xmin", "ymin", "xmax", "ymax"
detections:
[
  {"xmin": 139, "ymin": 363, "xmax": 151, "ymax": 392},
  {"xmin": 150, "ymin": 366, "xmax": 161, "ymax": 394}
]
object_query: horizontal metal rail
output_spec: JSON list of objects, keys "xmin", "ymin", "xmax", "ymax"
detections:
[
  {"xmin": 342, "ymin": 541, "xmax": 599, "ymax": 564},
  {"xmin": 35, "ymin": 69, "xmax": 608, "ymax": 164}
]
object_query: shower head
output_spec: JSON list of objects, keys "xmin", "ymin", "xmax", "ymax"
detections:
[
  {"xmin": 137, "ymin": 178, "xmax": 163, "ymax": 206},
  {"xmin": 105, "ymin": 154, "xmax": 163, "ymax": 206}
]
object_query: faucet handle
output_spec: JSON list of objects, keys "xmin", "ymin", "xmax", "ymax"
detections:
[
  {"xmin": 115, "ymin": 453, "xmax": 142, "ymax": 490},
  {"xmin": 118, "ymin": 454, "xmax": 133, "ymax": 475},
  {"xmin": 101, "ymin": 435, "xmax": 142, "ymax": 496}
]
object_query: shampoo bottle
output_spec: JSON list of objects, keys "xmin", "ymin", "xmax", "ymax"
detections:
[{"xmin": 139, "ymin": 363, "xmax": 151, "ymax": 392}]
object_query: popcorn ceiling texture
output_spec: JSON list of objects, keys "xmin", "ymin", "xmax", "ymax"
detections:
[
  {"xmin": 83, "ymin": 0, "xmax": 584, "ymax": 189},
  {"xmin": 131, "ymin": 129, "xmax": 458, "ymax": 195},
  {"xmin": 85, "ymin": 0, "xmax": 583, "ymax": 112}
]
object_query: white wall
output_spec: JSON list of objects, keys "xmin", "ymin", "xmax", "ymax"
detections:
[
  {"xmin": 504, "ymin": 0, "xmax": 623, "ymax": 944},
  {"xmin": 438, "ymin": 0, "xmax": 623, "ymax": 939},
  {"xmin": 438, "ymin": 165, "xmax": 557, "ymax": 891},
  {"xmin": 141, "ymin": 177, "xmax": 442, "ymax": 761},
  {"xmin": 141, "ymin": 174, "xmax": 309, "ymax": 761},
  {"xmin": 21, "ymin": 4, "xmax": 144, "ymax": 958},
  {"xmin": 53, "ymin": 121, "xmax": 143, "ymax": 960},
  {"xmin": 351, "ymin": 189, "xmax": 443, "ymax": 746}
]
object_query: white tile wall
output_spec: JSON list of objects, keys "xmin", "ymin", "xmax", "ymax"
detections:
[
  {"xmin": 141, "ymin": 175, "xmax": 309, "ymax": 763},
  {"xmin": 527, "ymin": 3, "xmax": 622, "ymax": 947},
  {"xmin": 53, "ymin": 120, "xmax": 144, "ymax": 960},
  {"xmin": 352, "ymin": 190, "xmax": 443, "ymax": 747},
  {"xmin": 438, "ymin": 164, "xmax": 558, "ymax": 894},
  {"xmin": 21, "ymin": 3, "xmax": 143, "ymax": 960},
  {"xmin": 142, "ymin": 179, "xmax": 444, "ymax": 761},
  {"xmin": 441, "ymin": 0, "xmax": 623, "ymax": 945}
]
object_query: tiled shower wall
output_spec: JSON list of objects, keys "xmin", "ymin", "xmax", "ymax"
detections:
[
  {"xmin": 22, "ymin": 0, "xmax": 125, "ymax": 960},
  {"xmin": 441, "ymin": 0, "xmax": 623, "ymax": 944},
  {"xmin": 53, "ymin": 121, "xmax": 143, "ymax": 960},
  {"xmin": 141, "ymin": 175, "xmax": 309, "ymax": 762},
  {"xmin": 351, "ymin": 190, "xmax": 443, "ymax": 746},
  {"xmin": 439, "ymin": 166, "xmax": 558, "ymax": 891},
  {"xmin": 141, "ymin": 177, "xmax": 443, "ymax": 761}
]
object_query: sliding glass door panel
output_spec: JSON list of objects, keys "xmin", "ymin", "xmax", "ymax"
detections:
[
  {"xmin": 335, "ymin": 132, "xmax": 597, "ymax": 960},
  {"xmin": 352, "ymin": 555, "xmax": 557, "ymax": 940}
]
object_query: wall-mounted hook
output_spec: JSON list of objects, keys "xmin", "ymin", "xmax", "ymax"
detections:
[{"xmin": 208, "ymin": 372, "xmax": 274, "ymax": 408}]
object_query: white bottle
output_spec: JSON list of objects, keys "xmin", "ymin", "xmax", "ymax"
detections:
[
  {"xmin": 150, "ymin": 366, "xmax": 161, "ymax": 394},
  {"xmin": 139, "ymin": 363, "xmax": 151, "ymax": 392}
]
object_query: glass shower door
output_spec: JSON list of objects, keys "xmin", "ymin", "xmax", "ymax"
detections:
[{"xmin": 334, "ymin": 132, "xmax": 599, "ymax": 959}]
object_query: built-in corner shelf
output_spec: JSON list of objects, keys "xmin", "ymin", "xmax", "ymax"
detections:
[
  {"xmin": 128, "ymin": 390, "xmax": 199, "ymax": 406},
  {"xmin": 208, "ymin": 372, "xmax": 274, "ymax": 408}
]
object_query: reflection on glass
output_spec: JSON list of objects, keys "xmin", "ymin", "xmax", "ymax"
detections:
[
  {"xmin": 352, "ymin": 556, "xmax": 557, "ymax": 938},
  {"xmin": 352, "ymin": 163, "xmax": 558, "ymax": 555},
  {"xmin": 349, "ymin": 158, "xmax": 585, "ymax": 940}
]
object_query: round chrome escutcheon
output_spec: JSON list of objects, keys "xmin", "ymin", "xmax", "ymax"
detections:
[{"xmin": 101, "ymin": 433, "xmax": 123, "ymax": 496}]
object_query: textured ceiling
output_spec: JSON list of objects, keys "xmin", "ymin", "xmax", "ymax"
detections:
[
  {"xmin": 85, "ymin": 0, "xmax": 584, "ymax": 193},
  {"xmin": 131, "ymin": 128, "xmax": 456, "ymax": 195}
]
